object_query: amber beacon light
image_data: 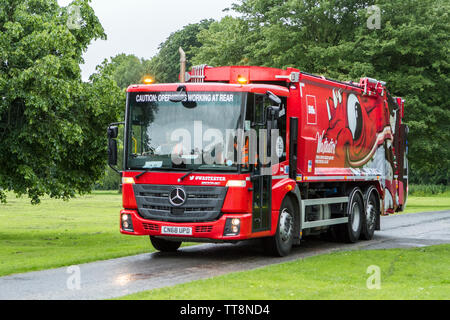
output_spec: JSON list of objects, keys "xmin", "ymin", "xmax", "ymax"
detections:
[{"xmin": 142, "ymin": 76, "xmax": 154, "ymax": 84}]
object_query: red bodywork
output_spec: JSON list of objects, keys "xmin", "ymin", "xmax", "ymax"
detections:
[{"xmin": 120, "ymin": 66, "xmax": 407, "ymax": 241}]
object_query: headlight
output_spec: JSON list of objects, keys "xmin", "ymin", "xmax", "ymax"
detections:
[
  {"xmin": 231, "ymin": 218, "xmax": 241, "ymax": 226},
  {"xmin": 121, "ymin": 214, "xmax": 134, "ymax": 232},
  {"xmin": 223, "ymin": 218, "xmax": 241, "ymax": 236}
]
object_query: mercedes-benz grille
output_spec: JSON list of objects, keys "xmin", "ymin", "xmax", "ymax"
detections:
[{"xmin": 133, "ymin": 184, "xmax": 228, "ymax": 222}]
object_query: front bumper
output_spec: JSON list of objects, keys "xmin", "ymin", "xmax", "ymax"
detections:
[{"xmin": 120, "ymin": 209, "xmax": 254, "ymax": 241}]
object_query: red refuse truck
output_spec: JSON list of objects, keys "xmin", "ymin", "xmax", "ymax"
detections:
[{"xmin": 107, "ymin": 65, "xmax": 408, "ymax": 256}]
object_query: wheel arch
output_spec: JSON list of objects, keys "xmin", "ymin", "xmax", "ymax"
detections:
[
  {"xmin": 271, "ymin": 180, "xmax": 301, "ymax": 242},
  {"xmin": 348, "ymin": 187, "xmax": 364, "ymax": 208},
  {"xmin": 285, "ymin": 185, "xmax": 302, "ymax": 243}
]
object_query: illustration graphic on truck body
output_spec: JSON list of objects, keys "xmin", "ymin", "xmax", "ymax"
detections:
[
  {"xmin": 316, "ymin": 87, "xmax": 403, "ymax": 213},
  {"xmin": 108, "ymin": 65, "xmax": 408, "ymax": 257}
]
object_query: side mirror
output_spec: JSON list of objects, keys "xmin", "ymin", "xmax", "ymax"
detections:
[
  {"xmin": 169, "ymin": 93, "xmax": 186, "ymax": 103},
  {"xmin": 170, "ymin": 85, "xmax": 187, "ymax": 102},
  {"xmin": 107, "ymin": 126, "xmax": 118, "ymax": 139},
  {"xmin": 106, "ymin": 123, "xmax": 124, "ymax": 175},
  {"xmin": 107, "ymin": 125, "xmax": 119, "ymax": 167},
  {"xmin": 266, "ymin": 91, "xmax": 281, "ymax": 105},
  {"xmin": 169, "ymin": 85, "xmax": 197, "ymax": 108},
  {"xmin": 108, "ymin": 139, "xmax": 118, "ymax": 166},
  {"xmin": 267, "ymin": 106, "xmax": 280, "ymax": 119}
]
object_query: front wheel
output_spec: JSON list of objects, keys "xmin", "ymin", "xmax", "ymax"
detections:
[
  {"xmin": 263, "ymin": 197, "xmax": 295, "ymax": 257},
  {"xmin": 150, "ymin": 236, "xmax": 182, "ymax": 252}
]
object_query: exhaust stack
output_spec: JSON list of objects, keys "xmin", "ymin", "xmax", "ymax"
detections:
[{"xmin": 179, "ymin": 47, "xmax": 186, "ymax": 83}]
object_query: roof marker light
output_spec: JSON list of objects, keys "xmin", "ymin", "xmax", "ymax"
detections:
[{"xmin": 237, "ymin": 76, "xmax": 248, "ymax": 84}]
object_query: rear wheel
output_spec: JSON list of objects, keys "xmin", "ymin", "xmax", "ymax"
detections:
[
  {"xmin": 361, "ymin": 187, "xmax": 379, "ymax": 240},
  {"xmin": 263, "ymin": 197, "xmax": 295, "ymax": 257},
  {"xmin": 150, "ymin": 236, "xmax": 182, "ymax": 252},
  {"xmin": 336, "ymin": 188, "xmax": 364, "ymax": 243}
]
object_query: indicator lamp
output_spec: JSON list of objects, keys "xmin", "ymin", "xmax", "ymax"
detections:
[{"xmin": 122, "ymin": 177, "xmax": 135, "ymax": 184}]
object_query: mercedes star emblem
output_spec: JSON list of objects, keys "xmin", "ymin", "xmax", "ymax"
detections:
[{"xmin": 169, "ymin": 187, "xmax": 187, "ymax": 206}]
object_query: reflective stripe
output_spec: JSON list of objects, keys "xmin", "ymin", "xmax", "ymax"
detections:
[
  {"xmin": 302, "ymin": 175, "xmax": 380, "ymax": 181},
  {"xmin": 272, "ymin": 175, "xmax": 289, "ymax": 180}
]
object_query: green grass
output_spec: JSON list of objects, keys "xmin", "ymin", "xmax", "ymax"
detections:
[
  {"xmin": 0, "ymin": 190, "xmax": 448, "ymax": 278},
  {"xmin": 0, "ymin": 191, "xmax": 152, "ymax": 277},
  {"xmin": 119, "ymin": 245, "xmax": 450, "ymax": 300},
  {"xmin": 402, "ymin": 192, "xmax": 450, "ymax": 214}
]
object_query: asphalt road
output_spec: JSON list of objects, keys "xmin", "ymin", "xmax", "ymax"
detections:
[{"xmin": 0, "ymin": 210, "xmax": 449, "ymax": 300}]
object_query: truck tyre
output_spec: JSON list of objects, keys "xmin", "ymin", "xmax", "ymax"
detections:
[
  {"xmin": 150, "ymin": 236, "xmax": 182, "ymax": 252},
  {"xmin": 263, "ymin": 197, "xmax": 295, "ymax": 257},
  {"xmin": 360, "ymin": 187, "xmax": 379, "ymax": 240},
  {"xmin": 337, "ymin": 188, "xmax": 364, "ymax": 243}
]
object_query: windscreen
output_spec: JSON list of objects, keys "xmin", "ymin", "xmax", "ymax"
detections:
[{"xmin": 126, "ymin": 91, "xmax": 244, "ymax": 171}]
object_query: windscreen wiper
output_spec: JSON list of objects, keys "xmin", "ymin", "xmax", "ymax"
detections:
[
  {"xmin": 177, "ymin": 165, "xmax": 235, "ymax": 182},
  {"xmin": 135, "ymin": 168, "xmax": 153, "ymax": 180},
  {"xmin": 178, "ymin": 168, "xmax": 197, "ymax": 182}
]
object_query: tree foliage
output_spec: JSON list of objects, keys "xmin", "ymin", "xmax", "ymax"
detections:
[
  {"xmin": 193, "ymin": 0, "xmax": 450, "ymax": 184},
  {"xmin": 192, "ymin": 16, "xmax": 257, "ymax": 66},
  {"xmin": 96, "ymin": 53, "xmax": 150, "ymax": 90},
  {"xmin": 151, "ymin": 19, "xmax": 214, "ymax": 83},
  {"xmin": 91, "ymin": 54, "xmax": 151, "ymax": 191},
  {"xmin": 0, "ymin": 0, "xmax": 124, "ymax": 203}
]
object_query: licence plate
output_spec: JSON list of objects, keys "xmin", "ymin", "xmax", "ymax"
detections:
[{"xmin": 161, "ymin": 226, "xmax": 192, "ymax": 236}]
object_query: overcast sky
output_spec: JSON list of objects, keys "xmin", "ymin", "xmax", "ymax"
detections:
[{"xmin": 57, "ymin": 0, "xmax": 237, "ymax": 80}]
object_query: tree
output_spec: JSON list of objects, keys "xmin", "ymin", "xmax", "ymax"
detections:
[
  {"xmin": 97, "ymin": 53, "xmax": 150, "ymax": 89},
  {"xmin": 192, "ymin": 16, "xmax": 258, "ymax": 66},
  {"xmin": 194, "ymin": 0, "xmax": 450, "ymax": 184},
  {"xmin": 151, "ymin": 19, "xmax": 214, "ymax": 83},
  {"xmin": 92, "ymin": 53, "xmax": 156, "ymax": 191},
  {"xmin": 0, "ymin": 0, "xmax": 124, "ymax": 203}
]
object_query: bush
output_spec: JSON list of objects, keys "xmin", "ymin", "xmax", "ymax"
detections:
[
  {"xmin": 94, "ymin": 167, "xmax": 121, "ymax": 191},
  {"xmin": 409, "ymin": 184, "xmax": 449, "ymax": 196}
]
